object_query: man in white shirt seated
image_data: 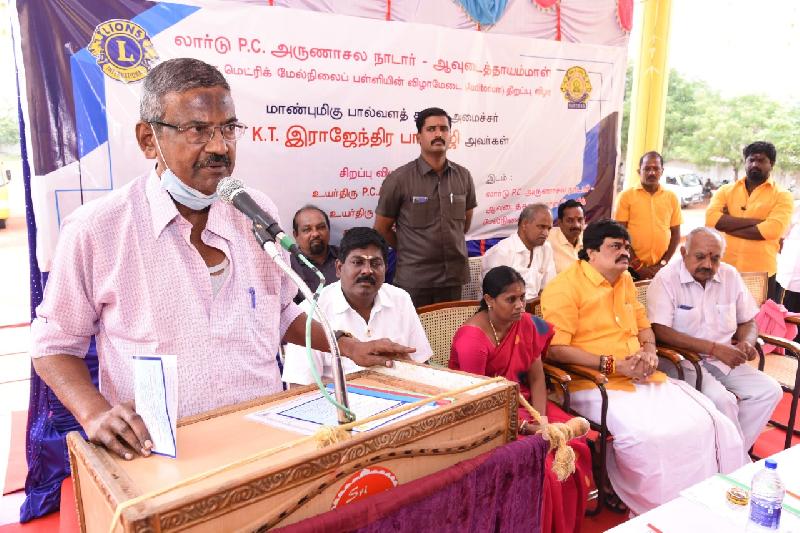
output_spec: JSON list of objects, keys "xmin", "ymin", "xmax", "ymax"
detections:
[
  {"xmin": 481, "ymin": 203, "xmax": 556, "ymax": 301},
  {"xmin": 647, "ymin": 227, "xmax": 782, "ymax": 451},
  {"xmin": 282, "ymin": 227, "xmax": 433, "ymax": 386}
]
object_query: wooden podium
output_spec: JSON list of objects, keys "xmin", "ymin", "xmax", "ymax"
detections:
[{"xmin": 67, "ymin": 363, "xmax": 519, "ymax": 532}]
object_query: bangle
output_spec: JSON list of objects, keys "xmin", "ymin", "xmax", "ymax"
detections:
[
  {"xmin": 599, "ymin": 355, "xmax": 614, "ymax": 375},
  {"xmin": 709, "ymin": 342, "xmax": 717, "ymax": 356},
  {"xmin": 519, "ymin": 420, "xmax": 529, "ymax": 434}
]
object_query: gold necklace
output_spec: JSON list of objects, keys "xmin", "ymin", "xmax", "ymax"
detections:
[{"xmin": 488, "ymin": 315, "xmax": 500, "ymax": 345}]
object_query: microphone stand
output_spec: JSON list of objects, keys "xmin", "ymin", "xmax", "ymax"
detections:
[{"xmin": 251, "ymin": 221, "xmax": 354, "ymax": 424}]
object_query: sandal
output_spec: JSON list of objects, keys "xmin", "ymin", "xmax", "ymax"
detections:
[{"xmin": 604, "ymin": 489, "xmax": 628, "ymax": 514}]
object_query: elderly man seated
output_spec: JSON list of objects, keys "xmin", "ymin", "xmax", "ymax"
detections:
[
  {"xmin": 647, "ymin": 227, "xmax": 782, "ymax": 453},
  {"xmin": 282, "ymin": 227, "xmax": 432, "ymax": 386},
  {"xmin": 541, "ymin": 219, "xmax": 745, "ymax": 515},
  {"xmin": 481, "ymin": 203, "xmax": 556, "ymax": 301}
]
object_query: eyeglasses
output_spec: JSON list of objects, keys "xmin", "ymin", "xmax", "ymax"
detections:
[
  {"xmin": 347, "ymin": 256, "xmax": 386, "ymax": 270},
  {"xmin": 150, "ymin": 121, "xmax": 248, "ymax": 144}
]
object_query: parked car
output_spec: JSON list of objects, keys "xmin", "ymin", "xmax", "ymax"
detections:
[
  {"xmin": 663, "ymin": 171, "xmax": 704, "ymax": 208},
  {"xmin": 711, "ymin": 176, "xmax": 731, "ymax": 188}
]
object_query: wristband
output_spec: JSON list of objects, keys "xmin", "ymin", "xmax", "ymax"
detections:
[{"xmin": 599, "ymin": 355, "xmax": 614, "ymax": 375}]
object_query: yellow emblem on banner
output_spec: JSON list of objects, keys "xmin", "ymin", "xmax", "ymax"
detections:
[
  {"xmin": 560, "ymin": 66, "xmax": 592, "ymax": 109},
  {"xmin": 88, "ymin": 19, "xmax": 158, "ymax": 83}
]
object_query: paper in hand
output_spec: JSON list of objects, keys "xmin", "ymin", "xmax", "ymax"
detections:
[{"xmin": 134, "ymin": 354, "xmax": 178, "ymax": 457}]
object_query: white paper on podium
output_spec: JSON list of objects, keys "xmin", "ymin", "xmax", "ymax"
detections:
[
  {"xmin": 133, "ymin": 354, "xmax": 178, "ymax": 458},
  {"xmin": 247, "ymin": 385, "xmax": 442, "ymax": 435}
]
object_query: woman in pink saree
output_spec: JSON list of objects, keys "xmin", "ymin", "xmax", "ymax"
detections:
[{"xmin": 449, "ymin": 266, "xmax": 592, "ymax": 533}]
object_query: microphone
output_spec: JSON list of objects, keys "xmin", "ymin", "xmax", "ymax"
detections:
[{"xmin": 216, "ymin": 177, "xmax": 299, "ymax": 255}]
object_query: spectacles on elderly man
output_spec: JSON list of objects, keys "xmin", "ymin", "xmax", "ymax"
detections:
[{"xmin": 150, "ymin": 121, "xmax": 248, "ymax": 144}]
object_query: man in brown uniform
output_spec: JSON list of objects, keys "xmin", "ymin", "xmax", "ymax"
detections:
[{"xmin": 374, "ymin": 107, "xmax": 477, "ymax": 307}]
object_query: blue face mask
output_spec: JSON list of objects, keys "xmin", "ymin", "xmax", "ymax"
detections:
[{"xmin": 151, "ymin": 125, "xmax": 219, "ymax": 211}]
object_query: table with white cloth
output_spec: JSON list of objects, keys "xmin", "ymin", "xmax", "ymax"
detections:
[{"xmin": 610, "ymin": 444, "xmax": 800, "ymax": 532}]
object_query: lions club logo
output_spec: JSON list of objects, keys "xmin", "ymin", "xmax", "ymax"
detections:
[
  {"xmin": 88, "ymin": 19, "xmax": 158, "ymax": 83},
  {"xmin": 560, "ymin": 66, "xmax": 592, "ymax": 109}
]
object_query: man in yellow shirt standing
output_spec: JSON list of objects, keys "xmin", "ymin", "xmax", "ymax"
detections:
[
  {"xmin": 615, "ymin": 151, "xmax": 682, "ymax": 279},
  {"xmin": 706, "ymin": 141, "xmax": 793, "ymax": 300},
  {"xmin": 541, "ymin": 219, "xmax": 744, "ymax": 515}
]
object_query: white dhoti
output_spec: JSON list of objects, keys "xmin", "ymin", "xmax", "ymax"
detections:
[
  {"xmin": 570, "ymin": 378, "xmax": 746, "ymax": 515},
  {"xmin": 658, "ymin": 359, "xmax": 783, "ymax": 453}
]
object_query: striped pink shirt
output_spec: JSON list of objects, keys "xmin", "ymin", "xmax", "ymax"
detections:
[{"xmin": 31, "ymin": 171, "xmax": 302, "ymax": 417}]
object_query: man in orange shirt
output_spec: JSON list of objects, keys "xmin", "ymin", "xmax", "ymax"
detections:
[
  {"xmin": 542, "ymin": 219, "xmax": 744, "ymax": 515},
  {"xmin": 706, "ymin": 141, "xmax": 793, "ymax": 300},
  {"xmin": 615, "ymin": 151, "xmax": 682, "ymax": 279}
]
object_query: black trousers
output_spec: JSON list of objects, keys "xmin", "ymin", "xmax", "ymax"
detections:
[
  {"xmin": 398, "ymin": 285, "xmax": 463, "ymax": 308},
  {"xmin": 768, "ymin": 274, "xmax": 779, "ymax": 303}
]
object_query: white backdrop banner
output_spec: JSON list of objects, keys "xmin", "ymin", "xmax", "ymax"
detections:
[{"xmin": 28, "ymin": 2, "xmax": 626, "ymax": 269}]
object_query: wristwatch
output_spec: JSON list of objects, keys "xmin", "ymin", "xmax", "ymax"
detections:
[{"xmin": 334, "ymin": 330, "xmax": 354, "ymax": 341}]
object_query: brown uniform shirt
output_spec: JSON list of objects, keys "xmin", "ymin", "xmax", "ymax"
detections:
[{"xmin": 376, "ymin": 157, "xmax": 477, "ymax": 288}]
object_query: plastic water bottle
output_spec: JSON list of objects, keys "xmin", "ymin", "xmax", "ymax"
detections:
[{"xmin": 747, "ymin": 459, "xmax": 784, "ymax": 531}]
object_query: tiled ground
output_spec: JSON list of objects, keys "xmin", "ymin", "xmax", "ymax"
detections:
[{"xmin": 0, "ymin": 213, "xmax": 34, "ymax": 526}]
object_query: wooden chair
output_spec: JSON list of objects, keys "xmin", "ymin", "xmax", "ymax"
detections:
[
  {"xmin": 633, "ymin": 280, "xmax": 698, "ymax": 388},
  {"xmin": 461, "ymin": 257, "xmax": 483, "ymax": 301},
  {"xmin": 529, "ymin": 292, "xmax": 692, "ymax": 516},
  {"xmin": 415, "ymin": 300, "xmax": 588, "ymax": 518},
  {"xmin": 740, "ymin": 271, "xmax": 800, "ymax": 449},
  {"xmin": 415, "ymin": 299, "xmax": 574, "ymax": 410},
  {"xmin": 526, "ymin": 298, "xmax": 606, "ymax": 514},
  {"xmin": 416, "ymin": 300, "xmax": 480, "ymax": 367},
  {"xmin": 652, "ymin": 271, "xmax": 799, "ymax": 450}
]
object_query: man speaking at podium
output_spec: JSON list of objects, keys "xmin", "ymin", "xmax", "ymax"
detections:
[{"xmin": 30, "ymin": 58, "xmax": 413, "ymax": 460}]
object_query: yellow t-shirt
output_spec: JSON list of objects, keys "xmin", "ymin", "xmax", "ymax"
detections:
[
  {"xmin": 614, "ymin": 184, "xmax": 682, "ymax": 266},
  {"xmin": 541, "ymin": 261, "xmax": 666, "ymax": 392},
  {"xmin": 705, "ymin": 177, "xmax": 793, "ymax": 276}
]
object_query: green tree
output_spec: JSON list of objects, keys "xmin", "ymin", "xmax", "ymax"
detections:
[
  {"xmin": 771, "ymin": 103, "xmax": 800, "ymax": 172},
  {"xmin": 662, "ymin": 70, "xmax": 708, "ymax": 162},
  {"xmin": 625, "ymin": 65, "xmax": 798, "ymax": 180},
  {"xmin": 0, "ymin": 107, "xmax": 19, "ymax": 147},
  {"xmin": 691, "ymin": 94, "xmax": 780, "ymax": 179}
]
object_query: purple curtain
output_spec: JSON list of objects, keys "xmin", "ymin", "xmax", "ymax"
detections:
[{"xmin": 275, "ymin": 435, "xmax": 547, "ymax": 533}]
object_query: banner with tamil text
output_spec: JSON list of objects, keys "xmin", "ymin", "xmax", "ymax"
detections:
[{"xmin": 25, "ymin": 2, "xmax": 626, "ymax": 269}]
